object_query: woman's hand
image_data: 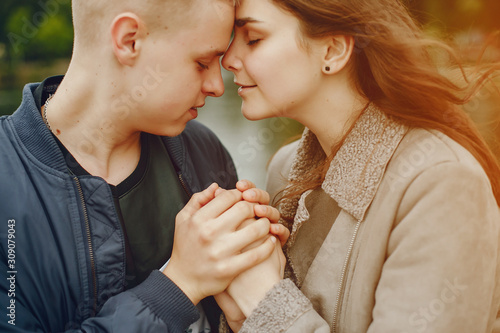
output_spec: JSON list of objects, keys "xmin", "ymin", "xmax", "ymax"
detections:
[
  {"xmin": 215, "ymin": 292, "xmax": 245, "ymax": 333},
  {"xmin": 231, "ymin": 180, "xmax": 291, "ymax": 246},
  {"xmin": 225, "ymin": 218, "xmax": 286, "ymax": 317},
  {"xmin": 164, "ymin": 183, "xmax": 278, "ymax": 305},
  {"xmin": 209, "ymin": 181, "xmax": 288, "ymax": 328}
]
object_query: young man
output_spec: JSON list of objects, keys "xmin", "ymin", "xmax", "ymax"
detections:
[{"xmin": 0, "ymin": 0, "xmax": 285, "ymax": 331}]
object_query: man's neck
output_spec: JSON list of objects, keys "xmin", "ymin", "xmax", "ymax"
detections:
[{"xmin": 42, "ymin": 68, "xmax": 142, "ymax": 185}]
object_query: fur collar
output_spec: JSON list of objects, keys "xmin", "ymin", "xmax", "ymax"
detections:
[{"xmin": 280, "ymin": 104, "xmax": 408, "ymax": 244}]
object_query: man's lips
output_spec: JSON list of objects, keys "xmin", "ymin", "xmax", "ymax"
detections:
[
  {"xmin": 190, "ymin": 103, "xmax": 204, "ymax": 110},
  {"xmin": 189, "ymin": 104, "xmax": 204, "ymax": 118},
  {"xmin": 188, "ymin": 108, "xmax": 198, "ymax": 119}
]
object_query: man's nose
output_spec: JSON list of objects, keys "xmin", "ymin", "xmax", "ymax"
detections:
[{"xmin": 203, "ymin": 67, "xmax": 225, "ymax": 97}]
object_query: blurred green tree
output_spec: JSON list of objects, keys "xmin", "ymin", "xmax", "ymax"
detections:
[
  {"xmin": 5, "ymin": 5, "xmax": 73, "ymax": 60},
  {"xmin": 0, "ymin": 0, "xmax": 73, "ymax": 83},
  {"xmin": 2, "ymin": 0, "xmax": 499, "ymax": 66},
  {"xmin": 0, "ymin": 0, "xmax": 498, "ymax": 90}
]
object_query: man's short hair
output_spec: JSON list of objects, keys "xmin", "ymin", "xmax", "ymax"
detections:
[{"xmin": 71, "ymin": 0, "xmax": 194, "ymax": 48}]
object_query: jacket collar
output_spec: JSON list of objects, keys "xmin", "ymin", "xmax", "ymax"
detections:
[
  {"xmin": 10, "ymin": 83, "xmax": 68, "ymax": 173},
  {"xmin": 283, "ymin": 104, "xmax": 408, "ymax": 223},
  {"xmin": 10, "ymin": 82, "xmax": 190, "ymax": 181}
]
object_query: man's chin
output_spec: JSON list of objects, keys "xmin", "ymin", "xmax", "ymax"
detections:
[{"xmin": 147, "ymin": 123, "xmax": 189, "ymax": 138}]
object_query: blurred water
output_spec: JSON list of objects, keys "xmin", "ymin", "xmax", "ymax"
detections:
[{"xmin": 197, "ymin": 69, "xmax": 303, "ymax": 189}]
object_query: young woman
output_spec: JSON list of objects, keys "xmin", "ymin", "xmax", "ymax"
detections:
[{"xmin": 216, "ymin": 0, "xmax": 500, "ymax": 332}]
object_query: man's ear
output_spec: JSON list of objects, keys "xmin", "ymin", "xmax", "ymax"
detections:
[
  {"xmin": 322, "ymin": 35, "xmax": 354, "ymax": 75},
  {"xmin": 111, "ymin": 13, "xmax": 145, "ymax": 66}
]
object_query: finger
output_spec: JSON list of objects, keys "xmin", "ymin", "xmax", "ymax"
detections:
[
  {"xmin": 236, "ymin": 179, "xmax": 255, "ymax": 192},
  {"xmin": 227, "ymin": 218, "xmax": 271, "ymax": 252},
  {"xmin": 236, "ymin": 218, "xmax": 257, "ymax": 231},
  {"xmin": 270, "ymin": 223, "xmax": 290, "ymax": 247},
  {"xmin": 278, "ymin": 246, "xmax": 286, "ymax": 278},
  {"xmin": 242, "ymin": 188, "xmax": 270, "ymax": 205},
  {"xmin": 214, "ymin": 292, "xmax": 246, "ymax": 326},
  {"xmin": 238, "ymin": 218, "xmax": 270, "ymax": 252},
  {"xmin": 214, "ymin": 292, "xmax": 238, "ymax": 312},
  {"xmin": 179, "ymin": 183, "xmax": 219, "ymax": 218},
  {"xmin": 211, "ymin": 218, "xmax": 270, "ymax": 258},
  {"xmin": 215, "ymin": 201, "xmax": 258, "ymax": 230},
  {"xmin": 214, "ymin": 187, "xmax": 227, "ymax": 197},
  {"xmin": 194, "ymin": 189, "xmax": 244, "ymax": 220},
  {"xmin": 214, "ymin": 291, "xmax": 231, "ymax": 308},
  {"xmin": 254, "ymin": 205, "xmax": 280, "ymax": 223},
  {"xmin": 201, "ymin": 219, "xmax": 271, "ymax": 272},
  {"xmin": 222, "ymin": 236, "xmax": 277, "ymax": 278}
]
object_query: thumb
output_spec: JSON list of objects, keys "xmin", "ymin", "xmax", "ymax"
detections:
[{"xmin": 181, "ymin": 183, "xmax": 219, "ymax": 217}]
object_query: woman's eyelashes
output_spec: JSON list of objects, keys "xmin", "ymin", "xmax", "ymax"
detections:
[{"xmin": 244, "ymin": 29, "xmax": 264, "ymax": 46}]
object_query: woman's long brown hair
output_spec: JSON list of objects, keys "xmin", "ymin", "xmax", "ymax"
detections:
[{"xmin": 272, "ymin": 0, "xmax": 500, "ymax": 207}]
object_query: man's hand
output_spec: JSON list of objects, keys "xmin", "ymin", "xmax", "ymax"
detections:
[
  {"xmin": 164, "ymin": 183, "xmax": 277, "ymax": 305},
  {"xmin": 230, "ymin": 180, "xmax": 290, "ymax": 246},
  {"xmin": 215, "ymin": 292, "xmax": 245, "ymax": 333}
]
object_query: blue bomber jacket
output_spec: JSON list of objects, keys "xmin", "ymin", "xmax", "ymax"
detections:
[{"xmin": 0, "ymin": 83, "xmax": 238, "ymax": 332}]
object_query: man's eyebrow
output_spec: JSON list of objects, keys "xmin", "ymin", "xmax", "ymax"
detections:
[{"xmin": 235, "ymin": 17, "xmax": 262, "ymax": 28}]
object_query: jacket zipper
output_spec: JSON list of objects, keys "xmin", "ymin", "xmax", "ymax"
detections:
[
  {"xmin": 178, "ymin": 173, "xmax": 192, "ymax": 197},
  {"xmin": 74, "ymin": 176, "xmax": 98, "ymax": 315},
  {"xmin": 332, "ymin": 220, "xmax": 361, "ymax": 333}
]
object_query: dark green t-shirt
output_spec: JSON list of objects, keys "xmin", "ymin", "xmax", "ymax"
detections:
[
  {"xmin": 35, "ymin": 76, "xmax": 190, "ymax": 290},
  {"xmin": 117, "ymin": 134, "xmax": 189, "ymax": 288}
]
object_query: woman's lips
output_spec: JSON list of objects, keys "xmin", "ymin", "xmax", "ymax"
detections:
[{"xmin": 237, "ymin": 85, "xmax": 257, "ymax": 96}]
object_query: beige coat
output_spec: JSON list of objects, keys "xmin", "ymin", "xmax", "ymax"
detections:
[{"xmin": 238, "ymin": 106, "xmax": 500, "ymax": 332}]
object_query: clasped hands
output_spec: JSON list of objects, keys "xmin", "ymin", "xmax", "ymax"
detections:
[{"xmin": 163, "ymin": 180, "xmax": 288, "ymax": 329}]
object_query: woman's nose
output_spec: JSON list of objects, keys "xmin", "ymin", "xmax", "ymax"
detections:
[{"xmin": 222, "ymin": 41, "xmax": 241, "ymax": 73}]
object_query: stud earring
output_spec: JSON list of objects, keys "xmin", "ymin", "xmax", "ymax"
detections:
[{"xmin": 325, "ymin": 66, "xmax": 330, "ymax": 72}]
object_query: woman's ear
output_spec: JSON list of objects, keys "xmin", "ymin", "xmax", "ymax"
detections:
[
  {"xmin": 322, "ymin": 35, "xmax": 354, "ymax": 75},
  {"xmin": 110, "ymin": 13, "xmax": 145, "ymax": 66}
]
